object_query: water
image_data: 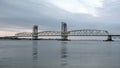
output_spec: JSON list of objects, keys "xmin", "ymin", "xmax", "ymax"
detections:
[{"xmin": 0, "ymin": 40, "xmax": 120, "ymax": 68}]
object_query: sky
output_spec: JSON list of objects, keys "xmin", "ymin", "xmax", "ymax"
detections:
[{"xmin": 0, "ymin": 0, "xmax": 120, "ymax": 36}]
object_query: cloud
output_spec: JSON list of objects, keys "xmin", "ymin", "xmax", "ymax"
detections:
[
  {"xmin": 0, "ymin": 0, "xmax": 120, "ymax": 36},
  {"xmin": 49, "ymin": 0, "xmax": 104, "ymax": 16},
  {"xmin": 96, "ymin": 0, "xmax": 120, "ymax": 33},
  {"xmin": 0, "ymin": 0, "xmax": 70, "ymax": 29}
]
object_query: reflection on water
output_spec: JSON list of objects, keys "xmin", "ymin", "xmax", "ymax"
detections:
[
  {"xmin": 1, "ymin": 40, "xmax": 120, "ymax": 68},
  {"xmin": 61, "ymin": 42, "xmax": 68, "ymax": 68},
  {"xmin": 32, "ymin": 41, "xmax": 38, "ymax": 60},
  {"xmin": 32, "ymin": 41, "xmax": 38, "ymax": 68},
  {"xmin": 32, "ymin": 41, "xmax": 69, "ymax": 68}
]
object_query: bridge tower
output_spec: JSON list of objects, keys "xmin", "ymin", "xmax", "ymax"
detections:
[
  {"xmin": 33, "ymin": 25, "xmax": 38, "ymax": 40},
  {"xmin": 61, "ymin": 22, "xmax": 68, "ymax": 40}
]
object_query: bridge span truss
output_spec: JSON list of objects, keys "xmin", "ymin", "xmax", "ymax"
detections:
[
  {"xmin": 68, "ymin": 29, "xmax": 109, "ymax": 36},
  {"xmin": 15, "ymin": 29, "xmax": 109, "ymax": 37}
]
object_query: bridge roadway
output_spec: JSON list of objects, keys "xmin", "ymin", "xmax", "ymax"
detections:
[
  {"xmin": 14, "ymin": 34, "xmax": 120, "ymax": 37},
  {"xmin": 4, "ymin": 35, "xmax": 120, "ymax": 37},
  {"xmin": 5, "ymin": 35, "xmax": 120, "ymax": 37},
  {"xmin": 31, "ymin": 35, "xmax": 120, "ymax": 36}
]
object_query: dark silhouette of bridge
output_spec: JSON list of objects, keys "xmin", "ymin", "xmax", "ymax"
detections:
[{"xmin": 14, "ymin": 22, "xmax": 120, "ymax": 41}]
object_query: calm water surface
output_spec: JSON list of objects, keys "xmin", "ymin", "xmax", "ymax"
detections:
[{"xmin": 0, "ymin": 40, "xmax": 120, "ymax": 68}]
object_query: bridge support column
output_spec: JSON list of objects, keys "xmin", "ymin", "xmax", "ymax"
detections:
[
  {"xmin": 106, "ymin": 35, "xmax": 113, "ymax": 41},
  {"xmin": 32, "ymin": 25, "xmax": 38, "ymax": 40},
  {"xmin": 61, "ymin": 22, "xmax": 68, "ymax": 41}
]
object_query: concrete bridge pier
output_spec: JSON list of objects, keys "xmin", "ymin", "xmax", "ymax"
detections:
[
  {"xmin": 61, "ymin": 22, "xmax": 68, "ymax": 41},
  {"xmin": 106, "ymin": 35, "xmax": 113, "ymax": 41}
]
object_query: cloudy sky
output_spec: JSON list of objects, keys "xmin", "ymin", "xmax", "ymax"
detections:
[{"xmin": 0, "ymin": 0, "xmax": 120, "ymax": 36}]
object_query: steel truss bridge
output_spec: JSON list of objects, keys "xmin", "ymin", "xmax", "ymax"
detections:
[
  {"xmin": 12, "ymin": 22, "xmax": 120, "ymax": 41},
  {"xmin": 15, "ymin": 29, "xmax": 120, "ymax": 41},
  {"xmin": 15, "ymin": 29, "xmax": 109, "ymax": 37}
]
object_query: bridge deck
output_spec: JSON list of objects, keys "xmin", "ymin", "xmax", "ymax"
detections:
[{"xmin": 13, "ymin": 35, "xmax": 120, "ymax": 37}]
